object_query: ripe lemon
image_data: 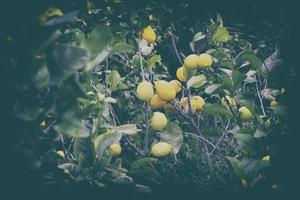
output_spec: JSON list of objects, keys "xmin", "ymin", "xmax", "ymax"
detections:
[
  {"xmin": 270, "ymin": 100, "xmax": 278, "ymax": 107},
  {"xmin": 193, "ymin": 96, "xmax": 205, "ymax": 111},
  {"xmin": 180, "ymin": 97, "xmax": 197, "ymax": 112},
  {"xmin": 176, "ymin": 67, "xmax": 186, "ymax": 82},
  {"xmin": 198, "ymin": 53, "xmax": 213, "ymax": 68},
  {"xmin": 109, "ymin": 143, "xmax": 122, "ymax": 156},
  {"xmin": 56, "ymin": 150, "xmax": 65, "ymax": 158},
  {"xmin": 155, "ymin": 80, "xmax": 176, "ymax": 101},
  {"xmin": 262, "ymin": 155, "xmax": 270, "ymax": 161},
  {"xmin": 142, "ymin": 26, "xmax": 156, "ymax": 43},
  {"xmin": 184, "ymin": 54, "xmax": 199, "ymax": 69},
  {"xmin": 221, "ymin": 95, "xmax": 236, "ymax": 106},
  {"xmin": 136, "ymin": 81, "xmax": 154, "ymax": 101},
  {"xmin": 150, "ymin": 112, "xmax": 168, "ymax": 130},
  {"xmin": 169, "ymin": 80, "xmax": 182, "ymax": 93},
  {"xmin": 238, "ymin": 106, "xmax": 253, "ymax": 121},
  {"xmin": 150, "ymin": 94, "xmax": 167, "ymax": 109},
  {"xmin": 151, "ymin": 142, "xmax": 173, "ymax": 157}
]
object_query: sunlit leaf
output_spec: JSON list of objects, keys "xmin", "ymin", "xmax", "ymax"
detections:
[
  {"xmin": 203, "ymin": 103, "xmax": 234, "ymax": 118},
  {"xmin": 187, "ymin": 75, "xmax": 206, "ymax": 89},
  {"xmin": 212, "ymin": 27, "xmax": 230, "ymax": 43},
  {"xmin": 159, "ymin": 122, "xmax": 184, "ymax": 154}
]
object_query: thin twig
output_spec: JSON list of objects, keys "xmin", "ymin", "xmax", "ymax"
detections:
[
  {"xmin": 209, "ymin": 120, "xmax": 231, "ymax": 155},
  {"xmin": 143, "ymin": 102, "xmax": 150, "ymax": 156},
  {"xmin": 255, "ymin": 79, "xmax": 266, "ymax": 116}
]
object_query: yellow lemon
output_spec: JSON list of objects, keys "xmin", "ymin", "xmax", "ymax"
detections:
[
  {"xmin": 142, "ymin": 26, "xmax": 156, "ymax": 43},
  {"xmin": 270, "ymin": 100, "xmax": 278, "ymax": 107},
  {"xmin": 180, "ymin": 97, "xmax": 197, "ymax": 112},
  {"xmin": 150, "ymin": 94, "xmax": 167, "ymax": 109},
  {"xmin": 262, "ymin": 155, "xmax": 270, "ymax": 161},
  {"xmin": 176, "ymin": 67, "xmax": 186, "ymax": 82},
  {"xmin": 163, "ymin": 103, "xmax": 173, "ymax": 110},
  {"xmin": 109, "ymin": 143, "xmax": 122, "ymax": 156},
  {"xmin": 155, "ymin": 80, "xmax": 176, "ymax": 101},
  {"xmin": 221, "ymin": 95, "xmax": 236, "ymax": 106},
  {"xmin": 193, "ymin": 96, "xmax": 205, "ymax": 111},
  {"xmin": 184, "ymin": 54, "xmax": 199, "ymax": 69},
  {"xmin": 151, "ymin": 142, "xmax": 173, "ymax": 157},
  {"xmin": 239, "ymin": 106, "xmax": 253, "ymax": 121},
  {"xmin": 56, "ymin": 150, "xmax": 65, "ymax": 158},
  {"xmin": 169, "ymin": 80, "xmax": 182, "ymax": 93},
  {"xmin": 150, "ymin": 112, "xmax": 168, "ymax": 130},
  {"xmin": 198, "ymin": 53, "xmax": 213, "ymax": 68},
  {"xmin": 136, "ymin": 81, "xmax": 154, "ymax": 101}
]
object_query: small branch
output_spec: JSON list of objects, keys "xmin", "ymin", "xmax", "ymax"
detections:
[
  {"xmin": 255, "ymin": 80, "xmax": 266, "ymax": 116},
  {"xmin": 124, "ymin": 136, "xmax": 144, "ymax": 157},
  {"xmin": 209, "ymin": 120, "xmax": 231, "ymax": 155},
  {"xmin": 184, "ymin": 132, "xmax": 222, "ymax": 150},
  {"xmin": 143, "ymin": 102, "xmax": 150, "ymax": 156}
]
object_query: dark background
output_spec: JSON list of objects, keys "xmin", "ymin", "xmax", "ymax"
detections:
[{"xmin": 0, "ymin": 0, "xmax": 299, "ymax": 199}]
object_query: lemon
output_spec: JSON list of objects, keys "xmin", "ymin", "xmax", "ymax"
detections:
[
  {"xmin": 150, "ymin": 94, "xmax": 167, "ymax": 109},
  {"xmin": 169, "ymin": 80, "xmax": 182, "ymax": 93},
  {"xmin": 221, "ymin": 95, "xmax": 236, "ymax": 106},
  {"xmin": 193, "ymin": 96, "xmax": 205, "ymax": 111},
  {"xmin": 109, "ymin": 143, "xmax": 122, "ymax": 156},
  {"xmin": 184, "ymin": 54, "xmax": 199, "ymax": 69},
  {"xmin": 262, "ymin": 155, "xmax": 270, "ymax": 161},
  {"xmin": 56, "ymin": 150, "xmax": 65, "ymax": 158},
  {"xmin": 270, "ymin": 100, "xmax": 278, "ymax": 107},
  {"xmin": 198, "ymin": 53, "xmax": 213, "ymax": 68},
  {"xmin": 142, "ymin": 26, "xmax": 156, "ymax": 43},
  {"xmin": 151, "ymin": 142, "xmax": 173, "ymax": 157},
  {"xmin": 180, "ymin": 97, "xmax": 197, "ymax": 112},
  {"xmin": 136, "ymin": 81, "xmax": 154, "ymax": 101},
  {"xmin": 239, "ymin": 106, "xmax": 253, "ymax": 121},
  {"xmin": 150, "ymin": 112, "xmax": 168, "ymax": 130},
  {"xmin": 163, "ymin": 103, "xmax": 173, "ymax": 110},
  {"xmin": 176, "ymin": 67, "xmax": 186, "ymax": 82},
  {"xmin": 155, "ymin": 80, "xmax": 176, "ymax": 101}
]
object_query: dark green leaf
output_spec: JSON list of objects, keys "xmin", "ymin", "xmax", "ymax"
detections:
[{"xmin": 203, "ymin": 103, "xmax": 234, "ymax": 118}]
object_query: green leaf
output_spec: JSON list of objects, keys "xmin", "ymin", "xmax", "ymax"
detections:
[
  {"xmin": 106, "ymin": 70, "xmax": 121, "ymax": 85},
  {"xmin": 234, "ymin": 134, "xmax": 258, "ymax": 155},
  {"xmin": 110, "ymin": 43, "xmax": 134, "ymax": 55},
  {"xmin": 193, "ymin": 32, "xmax": 206, "ymax": 42},
  {"xmin": 254, "ymin": 128, "xmax": 268, "ymax": 138},
  {"xmin": 53, "ymin": 118, "xmax": 90, "ymax": 138},
  {"xmin": 239, "ymin": 158, "xmax": 269, "ymax": 179},
  {"xmin": 243, "ymin": 50, "xmax": 262, "ymax": 70},
  {"xmin": 205, "ymin": 84, "xmax": 221, "ymax": 95},
  {"xmin": 232, "ymin": 70, "xmax": 245, "ymax": 90},
  {"xmin": 94, "ymin": 131, "xmax": 122, "ymax": 162},
  {"xmin": 226, "ymin": 157, "xmax": 243, "ymax": 177},
  {"xmin": 34, "ymin": 65, "xmax": 50, "ymax": 90},
  {"xmin": 159, "ymin": 122, "xmax": 184, "ymax": 154},
  {"xmin": 73, "ymin": 137, "xmax": 95, "ymax": 168},
  {"xmin": 183, "ymin": 67, "xmax": 196, "ymax": 81},
  {"xmin": 13, "ymin": 101, "xmax": 43, "ymax": 121},
  {"xmin": 212, "ymin": 26, "xmax": 230, "ymax": 43},
  {"xmin": 203, "ymin": 103, "xmax": 234, "ymax": 118},
  {"xmin": 187, "ymin": 75, "xmax": 206, "ymax": 89},
  {"xmin": 114, "ymin": 124, "xmax": 141, "ymax": 136},
  {"xmin": 145, "ymin": 54, "xmax": 161, "ymax": 69},
  {"xmin": 80, "ymin": 25, "xmax": 112, "ymax": 59},
  {"xmin": 236, "ymin": 99, "xmax": 255, "ymax": 114},
  {"xmin": 47, "ymin": 44, "xmax": 90, "ymax": 85}
]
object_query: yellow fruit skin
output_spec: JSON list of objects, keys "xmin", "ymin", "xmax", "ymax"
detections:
[
  {"xmin": 150, "ymin": 112, "xmax": 168, "ymax": 130},
  {"xmin": 262, "ymin": 155, "xmax": 270, "ymax": 161},
  {"xmin": 150, "ymin": 94, "xmax": 167, "ymax": 109},
  {"xmin": 180, "ymin": 97, "xmax": 197, "ymax": 112},
  {"xmin": 56, "ymin": 150, "xmax": 65, "ymax": 158},
  {"xmin": 193, "ymin": 96, "xmax": 205, "ymax": 111},
  {"xmin": 142, "ymin": 26, "xmax": 156, "ymax": 43},
  {"xmin": 163, "ymin": 103, "xmax": 173, "ymax": 110},
  {"xmin": 176, "ymin": 67, "xmax": 186, "ymax": 82},
  {"xmin": 184, "ymin": 54, "xmax": 199, "ymax": 69},
  {"xmin": 169, "ymin": 80, "xmax": 182, "ymax": 93},
  {"xmin": 198, "ymin": 53, "xmax": 213, "ymax": 68},
  {"xmin": 109, "ymin": 143, "xmax": 121, "ymax": 156},
  {"xmin": 270, "ymin": 100, "xmax": 278, "ymax": 107},
  {"xmin": 222, "ymin": 95, "xmax": 236, "ymax": 106},
  {"xmin": 239, "ymin": 106, "xmax": 253, "ymax": 121},
  {"xmin": 155, "ymin": 80, "xmax": 176, "ymax": 101},
  {"xmin": 136, "ymin": 81, "xmax": 154, "ymax": 101},
  {"xmin": 151, "ymin": 142, "xmax": 172, "ymax": 157}
]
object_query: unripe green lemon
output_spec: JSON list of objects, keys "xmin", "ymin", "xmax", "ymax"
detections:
[
  {"xmin": 150, "ymin": 94, "xmax": 167, "ymax": 109},
  {"xmin": 150, "ymin": 112, "xmax": 168, "ymax": 130},
  {"xmin": 239, "ymin": 106, "xmax": 253, "ymax": 121},
  {"xmin": 109, "ymin": 143, "xmax": 121, "ymax": 156},
  {"xmin": 151, "ymin": 142, "xmax": 173, "ymax": 157},
  {"xmin": 155, "ymin": 80, "xmax": 176, "ymax": 101},
  {"xmin": 184, "ymin": 54, "xmax": 199, "ymax": 69},
  {"xmin": 176, "ymin": 67, "xmax": 186, "ymax": 82},
  {"xmin": 198, "ymin": 53, "xmax": 213, "ymax": 68},
  {"xmin": 142, "ymin": 26, "xmax": 156, "ymax": 43},
  {"xmin": 169, "ymin": 80, "xmax": 182, "ymax": 93},
  {"xmin": 193, "ymin": 96, "xmax": 205, "ymax": 111},
  {"xmin": 136, "ymin": 81, "xmax": 154, "ymax": 101}
]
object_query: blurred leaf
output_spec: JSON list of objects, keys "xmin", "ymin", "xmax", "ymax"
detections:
[
  {"xmin": 13, "ymin": 101, "xmax": 43, "ymax": 121},
  {"xmin": 110, "ymin": 43, "xmax": 134, "ymax": 55},
  {"xmin": 187, "ymin": 75, "xmax": 206, "ymax": 89},
  {"xmin": 232, "ymin": 70, "xmax": 245, "ymax": 90},
  {"xmin": 58, "ymin": 163, "xmax": 80, "ymax": 179},
  {"xmin": 73, "ymin": 137, "xmax": 95, "ymax": 168},
  {"xmin": 47, "ymin": 44, "xmax": 90, "ymax": 85},
  {"xmin": 212, "ymin": 27, "xmax": 230, "ymax": 43},
  {"xmin": 114, "ymin": 124, "xmax": 141, "ymax": 135},
  {"xmin": 193, "ymin": 32, "xmax": 206, "ymax": 42},
  {"xmin": 239, "ymin": 158, "xmax": 269, "ymax": 179},
  {"xmin": 254, "ymin": 128, "xmax": 268, "ymax": 138},
  {"xmin": 203, "ymin": 103, "xmax": 234, "ymax": 118},
  {"xmin": 45, "ymin": 10, "xmax": 79, "ymax": 26},
  {"xmin": 234, "ymin": 134, "xmax": 258, "ymax": 155},
  {"xmin": 205, "ymin": 84, "xmax": 221, "ymax": 95},
  {"xmin": 53, "ymin": 118, "xmax": 90, "ymax": 138},
  {"xmin": 183, "ymin": 67, "xmax": 196, "ymax": 81},
  {"xmin": 159, "ymin": 122, "xmax": 184, "ymax": 154},
  {"xmin": 146, "ymin": 54, "xmax": 161, "ymax": 69},
  {"xmin": 236, "ymin": 99, "xmax": 255, "ymax": 114},
  {"xmin": 226, "ymin": 157, "xmax": 243, "ymax": 177},
  {"xmin": 271, "ymin": 105, "xmax": 287, "ymax": 116},
  {"xmin": 34, "ymin": 65, "xmax": 50, "ymax": 90},
  {"xmin": 243, "ymin": 50, "xmax": 262, "ymax": 70}
]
